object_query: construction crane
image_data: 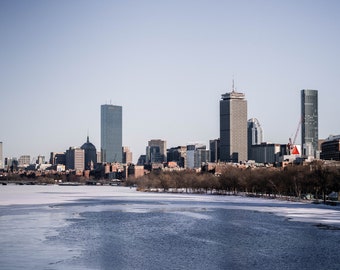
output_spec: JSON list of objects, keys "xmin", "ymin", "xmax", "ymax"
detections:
[{"xmin": 288, "ymin": 119, "xmax": 301, "ymax": 155}]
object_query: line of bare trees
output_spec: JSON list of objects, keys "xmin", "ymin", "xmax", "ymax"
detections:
[{"xmin": 126, "ymin": 161, "xmax": 340, "ymax": 203}]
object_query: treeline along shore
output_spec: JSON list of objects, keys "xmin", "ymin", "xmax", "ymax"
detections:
[{"xmin": 126, "ymin": 161, "xmax": 340, "ymax": 204}]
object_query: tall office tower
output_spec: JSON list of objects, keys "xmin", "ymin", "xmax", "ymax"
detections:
[
  {"xmin": 0, "ymin": 142, "xmax": 3, "ymax": 169},
  {"xmin": 101, "ymin": 104, "xmax": 123, "ymax": 163},
  {"xmin": 220, "ymin": 87, "xmax": 248, "ymax": 162},
  {"xmin": 301, "ymin": 89, "xmax": 318, "ymax": 157},
  {"xmin": 247, "ymin": 118, "xmax": 263, "ymax": 160},
  {"xmin": 146, "ymin": 139, "xmax": 167, "ymax": 164},
  {"xmin": 209, "ymin": 139, "xmax": 220, "ymax": 163}
]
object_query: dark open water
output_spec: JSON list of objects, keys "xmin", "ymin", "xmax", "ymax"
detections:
[{"xmin": 0, "ymin": 186, "xmax": 339, "ymax": 270}]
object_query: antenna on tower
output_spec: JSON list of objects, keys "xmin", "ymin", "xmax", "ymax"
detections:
[{"xmin": 232, "ymin": 77, "xmax": 235, "ymax": 93}]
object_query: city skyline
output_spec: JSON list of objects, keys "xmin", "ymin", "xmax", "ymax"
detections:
[{"xmin": 1, "ymin": 1, "xmax": 340, "ymax": 162}]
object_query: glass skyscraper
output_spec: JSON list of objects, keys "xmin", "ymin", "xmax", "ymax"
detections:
[
  {"xmin": 301, "ymin": 89, "xmax": 318, "ymax": 157},
  {"xmin": 247, "ymin": 118, "xmax": 263, "ymax": 160},
  {"xmin": 220, "ymin": 90, "xmax": 248, "ymax": 162},
  {"xmin": 101, "ymin": 104, "xmax": 123, "ymax": 163}
]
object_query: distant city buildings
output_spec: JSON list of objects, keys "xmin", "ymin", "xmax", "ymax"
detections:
[
  {"xmin": 50, "ymin": 152, "xmax": 66, "ymax": 165},
  {"xmin": 5, "ymin": 157, "xmax": 18, "ymax": 171},
  {"xmin": 186, "ymin": 143, "xmax": 209, "ymax": 169},
  {"xmin": 209, "ymin": 139, "xmax": 220, "ymax": 163},
  {"xmin": 220, "ymin": 87, "xmax": 248, "ymax": 162},
  {"xmin": 301, "ymin": 89, "xmax": 318, "ymax": 157},
  {"xmin": 137, "ymin": 155, "xmax": 147, "ymax": 166},
  {"xmin": 320, "ymin": 135, "xmax": 340, "ymax": 161},
  {"xmin": 167, "ymin": 146, "xmax": 187, "ymax": 168},
  {"xmin": 81, "ymin": 136, "xmax": 97, "ymax": 170},
  {"xmin": 146, "ymin": 139, "xmax": 167, "ymax": 164},
  {"xmin": 101, "ymin": 104, "xmax": 123, "ymax": 163},
  {"xmin": 65, "ymin": 147, "xmax": 84, "ymax": 171},
  {"xmin": 251, "ymin": 143, "xmax": 288, "ymax": 164},
  {"xmin": 247, "ymin": 118, "xmax": 263, "ymax": 160},
  {"xmin": 122, "ymin": 146, "xmax": 133, "ymax": 164},
  {"xmin": 36, "ymin": 155, "xmax": 45, "ymax": 165},
  {"xmin": 18, "ymin": 155, "xmax": 30, "ymax": 166},
  {"xmin": 3, "ymin": 88, "xmax": 338, "ymax": 175}
]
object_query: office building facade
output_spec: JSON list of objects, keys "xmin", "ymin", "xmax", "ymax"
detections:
[
  {"xmin": 122, "ymin": 146, "xmax": 133, "ymax": 164},
  {"xmin": 101, "ymin": 104, "xmax": 123, "ymax": 163},
  {"xmin": 220, "ymin": 90, "xmax": 248, "ymax": 162},
  {"xmin": 320, "ymin": 135, "xmax": 340, "ymax": 161},
  {"xmin": 146, "ymin": 139, "xmax": 167, "ymax": 164},
  {"xmin": 65, "ymin": 147, "xmax": 85, "ymax": 171},
  {"xmin": 167, "ymin": 146, "xmax": 187, "ymax": 168},
  {"xmin": 209, "ymin": 139, "xmax": 220, "ymax": 163},
  {"xmin": 186, "ymin": 144, "xmax": 209, "ymax": 169},
  {"xmin": 251, "ymin": 143, "xmax": 286, "ymax": 164},
  {"xmin": 301, "ymin": 89, "xmax": 318, "ymax": 157},
  {"xmin": 18, "ymin": 155, "xmax": 31, "ymax": 166},
  {"xmin": 247, "ymin": 118, "xmax": 263, "ymax": 160}
]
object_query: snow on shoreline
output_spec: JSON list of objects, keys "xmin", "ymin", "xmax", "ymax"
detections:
[{"xmin": 1, "ymin": 184, "xmax": 339, "ymax": 227}]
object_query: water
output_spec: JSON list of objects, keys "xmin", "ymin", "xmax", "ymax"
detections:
[{"xmin": 0, "ymin": 185, "xmax": 339, "ymax": 270}]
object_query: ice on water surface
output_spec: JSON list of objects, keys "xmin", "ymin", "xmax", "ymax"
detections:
[{"xmin": 1, "ymin": 185, "xmax": 340, "ymax": 270}]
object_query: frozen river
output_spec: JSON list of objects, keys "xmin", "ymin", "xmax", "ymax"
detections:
[{"xmin": 0, "ymin": 185, "xmax": 339, "ymax": 270}]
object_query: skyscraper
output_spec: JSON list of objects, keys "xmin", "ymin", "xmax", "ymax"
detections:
[
  {"xmin": 220, "ymin": 87, "xmax": 248, "ymax": 162},
  {"xmin": 101, "ymin": 104, "xmax": 123, "ymax": 163},
  {"xmin": 301, "ymin": 89, "xmax": 318, "ymax": 157},
  {"xmin": 247, "ymin": 118, "xmax": 263, "ymax": 160},
  {"xmin": 209, "ymin": 139, "xmax": 220, "ymax": 162}
]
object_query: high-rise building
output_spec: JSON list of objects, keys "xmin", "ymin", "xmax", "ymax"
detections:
[
  {"xmin": 65, "ymin": 147, "xmax": 85, "ymax": 171},
  {"xmin": 81, "ymin": 136, "xmax": 97, "ymax": 170},
  {"xmin": 247, "ymin": 118, "xmax": 263, "ymax": 160},
  {"xmin": 101, "ymin": 104, "xmax": 123, "ymax": 163},
  {"xmin": 122, "ymin": 146, "xmax": 133, "ymax": 164},
  {"xmin": 186, "ymin": 143, "xmax": 209, "ymax": 169},
  {"xmin": 146, "ymin": 139, "xmax": 167, "ymax": 164},
  {"xmin": 0, "ymin": 142, "xmax": 3, "ymax": 169},
  {"xmin": 209, "ymin": 139, "xmax": 220, "ymax": 163},
  {"xmin": 301, "ymin": 89, "xmax": 318, "ymax": 157},
  {"xmin": 220, "ymin": 87, "xmax": 248, "ymax": 162}
]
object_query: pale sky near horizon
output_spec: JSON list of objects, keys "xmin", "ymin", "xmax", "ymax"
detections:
[{"xmin": 1, "ymin": 0, "xmax": 340, "ymax": 163}]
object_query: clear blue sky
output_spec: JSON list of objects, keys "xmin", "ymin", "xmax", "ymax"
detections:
[{"xmin": 1, "ymin": 0, "xmax": 340, "ymax": 163}]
